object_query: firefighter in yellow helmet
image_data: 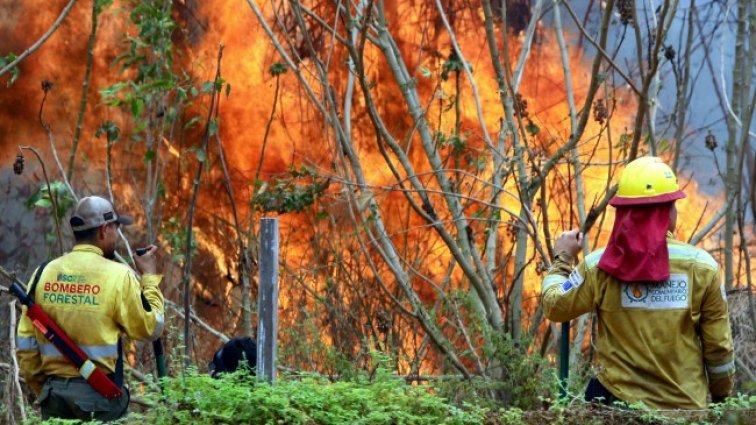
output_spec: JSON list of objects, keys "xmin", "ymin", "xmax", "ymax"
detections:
[{"xmin": 541, "ymin": 157, "xmax": 734, "ymax": 409}]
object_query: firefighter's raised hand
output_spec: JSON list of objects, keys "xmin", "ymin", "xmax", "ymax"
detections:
[
  {"xmin": 554, "ymin": 229, "xmax": 583, "ymax": 259},
  {"xmin": 134, "ymin": 245, "xmax": 158, "ymax": 275}
]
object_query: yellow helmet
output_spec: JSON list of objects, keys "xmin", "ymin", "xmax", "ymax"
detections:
[{"xmin": 610, "ymin": 156, "xmax": 686, "ymax": 206}]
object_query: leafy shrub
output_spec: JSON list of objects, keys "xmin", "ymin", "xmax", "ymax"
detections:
[
  {"xmin": 432, "ymin": 329, "xmax": 557, "ymax": 411},
  {"xmin": 251, "ymin": 166, "xmax": 330, "ymax": 214},
  {"xmin": 21, "ymin": 371, "xmax": 755, "ymax": 425},
  {"xmin": 150, "ymin": 370, "xmax": 487, "ymax": 424},
  {"xmin": 25, "ymin": 369, "xmax": 487, "ymax": 425}
]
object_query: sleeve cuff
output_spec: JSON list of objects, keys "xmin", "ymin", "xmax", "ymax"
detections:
[{"xmin": 141, "ymin": 274, "xmax": 163, "ymax": 287}]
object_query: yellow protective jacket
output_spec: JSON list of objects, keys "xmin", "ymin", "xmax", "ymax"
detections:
[
  {"xmin": 541, "ymin": 235, "xmax": 734, "ymax": 409},
  {"xmin": 16, "ymin": 244, "xmax": 165, "ymax": 394}
]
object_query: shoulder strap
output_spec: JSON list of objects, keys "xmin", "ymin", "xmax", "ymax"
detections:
[
  {"xmin": 28, "ymin": 261, "xmax": 50, "ymax": 302},
  {"xmin": 29, "ymin": 260, "xmax": 124, "ymax": 389}
]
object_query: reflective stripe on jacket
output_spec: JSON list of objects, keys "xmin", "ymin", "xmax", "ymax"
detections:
[
  {"xmin": 541, "ymin": 235, "xmax": 734, "ymax": 409},
  {"xmin": 16, "ymin": 244, "xmax": 164, "ymax": 394}
]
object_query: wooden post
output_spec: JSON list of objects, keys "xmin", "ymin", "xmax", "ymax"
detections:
[{"xmin": 257, "ymin": 218, "xmax": 279, "ymax": 382}]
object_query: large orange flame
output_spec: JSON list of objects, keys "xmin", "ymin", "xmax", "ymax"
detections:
[{"xmin": 0, "ymin": 0, "xmax": 726, "ymax": 375}]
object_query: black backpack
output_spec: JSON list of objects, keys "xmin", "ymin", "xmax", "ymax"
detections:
[{"xmin": 208, "ymin": 337, "xmax": 257, "ymax": 378}]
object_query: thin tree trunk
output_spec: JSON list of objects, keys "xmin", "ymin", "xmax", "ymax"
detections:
[
  {"xmin": 9, "ymin": 301, "xmax": 26, "ymax": 422},
  {"xmin": 374, "ymin": 2, "xmax": 501, "ymax": 331},
  {"xmin": 553, "ymin": 0, "xmax": 589, "ymax": 367},
  {"xmin": 67, "ymin": 0, "xmax": 100, "ymax": 182},
  {"xmin": 671, "ymin": 0, "xmax": 695, "ymax": 172},
  {"xmin": 181, "ymin": 45, "xmax": 224, "ymax": 369},
  {"xmin": 628, "ymin": 0, "xmax": 678, "ymax": 159},
  {"xmin": 723, "ymin": 0, "xmax": 748, "ymax": 289}
]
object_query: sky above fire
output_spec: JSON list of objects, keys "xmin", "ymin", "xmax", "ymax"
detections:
[{"xmin": 563, "ymin": 1, "xmax": 752, "ymax": 196}]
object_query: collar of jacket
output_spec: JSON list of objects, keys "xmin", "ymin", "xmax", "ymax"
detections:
[{"xmin": 72, "ymin": 243, "xmax": 104, "ymax": 256}]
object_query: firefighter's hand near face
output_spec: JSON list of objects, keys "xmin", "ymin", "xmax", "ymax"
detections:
[
  {"xmin": 553, "ymin": 229, "xmax": 583, "ymax": 263},
  {"xmin": 134, "ymin": 245, "xmax": 158, "ymax": 275}
]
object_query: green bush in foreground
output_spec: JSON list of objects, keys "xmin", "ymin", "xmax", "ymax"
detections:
[
  {"xmin": 149, "ymin": 371, "xmax": 486, "ymax": 425},
  {"xmin": 22, "ymin": 371, "xmax": 755, "ymax": 425},
  {"xmin": 24, "ymin": 369, "xmax": 488, "ymax": 425}
]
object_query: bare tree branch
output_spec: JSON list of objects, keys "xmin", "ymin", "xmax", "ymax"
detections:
[
  {"xmin": 0, "ymin": 0, "xmax": 78, "ymax": 78},
  {"xmin": 560, "ymin": 0, "xmax": 641, "ymax": 96},
  {"xmin": 9, "ymin": 300, "xmax": 26, "ymax": 422}
]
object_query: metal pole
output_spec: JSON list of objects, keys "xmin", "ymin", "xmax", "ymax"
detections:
[
  {"xmin": 559, "ymin": 321, "xmax": 570, "ymax": 398},
  {"xmin": 257, "ymin": 218, "xmax": 279, "ymax": 383}
]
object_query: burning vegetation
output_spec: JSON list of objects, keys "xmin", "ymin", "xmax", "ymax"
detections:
[{"xmin": 0, "ymin": 0, "xmax": 754, "ymax": 421}]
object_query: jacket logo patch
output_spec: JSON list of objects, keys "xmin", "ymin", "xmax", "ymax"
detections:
[
  {"xmin": 42, "ymin": 281, "xmax": 101, "ymax": 305},
  {"xmin": 560, "ymin": 269, "xmax": 584, "ymax": 294},
  {"xmin": 568, "ymin": 269, "xmax": 584, "ymax": 286},
  {"xmin": 621, "ymin": 274, "xmax": 689, "ymax": 309},
  {"xmin": 560, "ymin": 281, "xmax": 573, "ymax": 293}
]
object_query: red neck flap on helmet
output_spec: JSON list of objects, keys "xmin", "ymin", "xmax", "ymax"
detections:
[{"xmin": 597, "ymin": 203, "xmax": 673, "ymax": 282}]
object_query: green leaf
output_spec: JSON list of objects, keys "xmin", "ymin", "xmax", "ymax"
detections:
[
  {"xmin": 24, "ymin": 181, "xmax": 77, "ymax": 219},
  {"xmin": 2, "ymin": 53, "xmax": 20, "ymax": 87},
  {"xmin": 133, "ymin": 120, "xmax": 147, "ymax": 134},
  {"xmin": 475, "ymin": 156, "xmax": 487, "ymax": 171},
  {"xmin": 420, "ymin": 67, "xmax": 432, "ymax": 78},
  {"xmin": 94, "ymin": 0, "xmax": 113, "ymax": 14},
  {"xmin": 176, "ymin": 87, "xmax": 187, "ymax": 102},
  {"xmin": 225, "ymin": 83, "xmax": 231, "ymax": 98},
  {"xmin": 131, "ymin": 97, "xmax": 144, "ymax": 117},
  {"xmin": 615, "ymin": 133, "xmax": 632, "ymax": 149},
  {"xmin": 449, "ymin": 134, "xmax": 465, "ymax": 152},
  {"xmin": 526, "ymin": 120, "xmax": 540, "ymax": 136},
  {"xmin": 144, "ymin": 150, "xmax": 156, "ymax": 162},
  {"xmin": 200, "ymin": 81, "xmax": 215, "ymax": 94},
  {"xmin": 157, "ymin": 182, "xmax": 166, "ymax": 199},
  {"xmin": 441, "ymin": 53, "xmax": 466, "ymax": 80},
  {"xmin": 143, "ymin": 79, "xmax": 174, "ymax": 91},
  {"xmin": 658, "ymin": 138, "xmax": 670, "ymax": 152},
  {"xmin": 250, "ymin": 169, "xmax": 329, "ymax": 214},
  {"xmin": 8, "ymin": 65, "xmax": 20, "ymax": 87},
  {"xmin": 433, "ymin": 130, "xmax": 447, "ymax": 146},
  {"xmin": 195, "ymin": 149, "xmax": 206, "ymax": 163},
  {"xmin": 208, "ymin": 119, "xmax": 218, "ymax": 137},
  {"xmin": 95, "ymin": 121, "xmax": 120, "ymax": 144},
  {"xmin": 34, "ymin": 197, "xmax": 52, "ymax": 209},
  {"xmin": 184, "ymin": 116, "xmax": 201, "ymax": 129},
  {"xmin": 269, "ymin": 62, "xmax": 288, "ymax": 76}
]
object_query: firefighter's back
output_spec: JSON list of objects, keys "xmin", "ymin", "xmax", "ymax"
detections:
[{"xmin": 591, "ymin": 239, "xmax": 730, "ymax": 409}]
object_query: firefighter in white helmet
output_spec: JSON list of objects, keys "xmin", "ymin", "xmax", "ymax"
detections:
[{"xmin": 542, "ymin": 156, "xmax": 734, "ymax": 409}]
